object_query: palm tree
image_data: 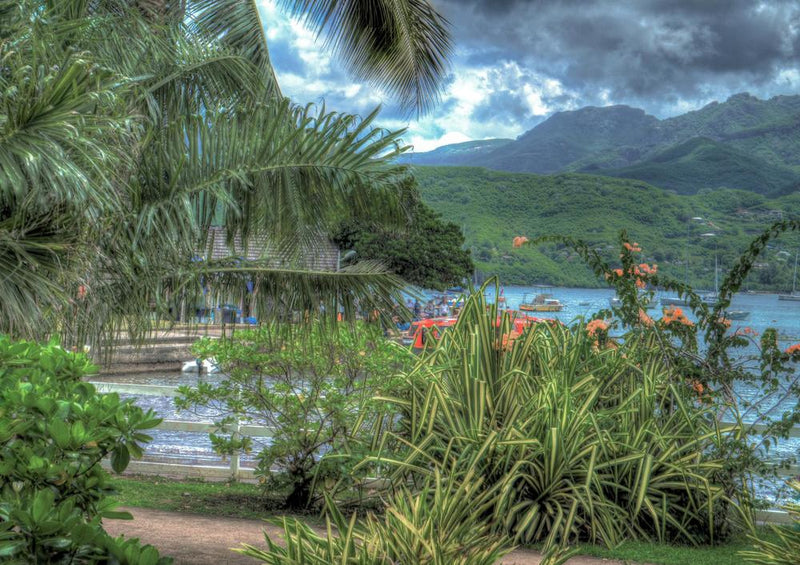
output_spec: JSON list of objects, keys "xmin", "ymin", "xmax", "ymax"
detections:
[{"xmin": 0, "ymin": 0, "xmax": 451, "ymax": 349}]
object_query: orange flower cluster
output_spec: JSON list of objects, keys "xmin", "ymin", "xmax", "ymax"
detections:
[
  {"xmin": 692, "ymin": 380, "xmax": 704, "ymax": 395},
  {"xmin": 638, "ymin": 308, "xmax": 654, "ymax": 327},
  {"xmin": 605, "ymin": 263, "xmax": 658, "ymax": 289},
  {"xmin": 735, "ymin": 326, "xmax": 758, "ymax": 336},
  {"xmin": 662, "ymin": 307, "xmax": 694, "ymax": 327},
  {"xmin": 512, "ymin": 236, "xmax": 530, "ymax": 248},
  {"xmin": 586, "ymin": 319, "xmax": 609, "ymax": 337},
  {"xmin": 785, "ymin": 343, "xmax": 800, "ymax": 355},
  {"xmin": 623, "ymin": 242, "xmax": 642, "ymax": 252},
  {"xmin": 716, "ymin": 317, "xmax": 731, "ymax": 328}
]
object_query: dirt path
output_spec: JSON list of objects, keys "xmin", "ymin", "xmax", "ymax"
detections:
[{"xmin": 104, "ymin": 507, "xmax": 631, "ymax": 565}]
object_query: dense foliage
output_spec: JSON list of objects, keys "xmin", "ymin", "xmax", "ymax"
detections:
[
  {"xmin": 415, "ymin": 166, "xmax": 800, "ymax": 287},
  {"xmin": 0, "ymin": 337, "xmax": 166, "ymax": 564},
  {"xmin": 0, "ymin": 0, "xmax": 451, "ymax": 350},
  {"xmin": 332, "ymin": 181, "xmax": 473, "ymax": 289},
  {"xmin": 368, "ymin": 282, "xmax": 742, "ymax": 550},
  {"xmin": 176, "ymin": 323, "xmax": 414, "ymax": 508}
]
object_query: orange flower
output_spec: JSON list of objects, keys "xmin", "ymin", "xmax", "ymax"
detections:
[
  {"xmin": 512, "ymin": 236, "xmax": 530, "ymax": 248},
  {"xmin": 662, "ymin": 306, "xmax": 693, "ymax": 327},
  {"xmin": 692, "ymin": 380, "xmax": 705, "ymax": 396},
  {"xmin": 623, "ymin": 242, "xmax": 642, "ymax": 253},
  {"xmin": 785, "ymin": 343, "xmax": 800, "ymax": 355},
  {"xmin": 638, "ymin": 263, "xmax": 657, "ymax": 275},
  {"xmin": 635, "ymin": 278, "xmax": 647, "ymax": 289},
  {"xmin": 77, "ymin": 285, "xmax": 87, "ymax": 300},
  {"xmin": 638, "ymin": 308, "xmax": 654, "ymax": 327},
  {"xmin": 717, "ymin": 317, "xmax": 731, "ymax": 328},
  {"xmin": 586, "ymin": 319, "xmax": 609, "ymax": 337}
]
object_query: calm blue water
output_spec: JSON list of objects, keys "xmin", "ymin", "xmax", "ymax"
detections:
[{"xmin": 106, "ymin": 287, "xmax": 800, "ymax": 501}]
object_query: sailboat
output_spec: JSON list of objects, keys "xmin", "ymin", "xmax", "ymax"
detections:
[
  {"xmin": 778, "ymin": 252, "xmax": 800, "ymax": 302},
  {"xmin": 704, "ymin": 254, "xmax": 749, "ymax": 320}
]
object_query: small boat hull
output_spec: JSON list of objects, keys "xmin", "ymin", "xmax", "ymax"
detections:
[
  {"xmin": 520, "ymin": 304, "xmax": 563, "ymax": 312},
  {"xmin": 778, "ymin": 294, "xmax": 800, "ymax": 302},
  {"xmin": 660, "ymin": 297, "xmax": 691, "ymax": 307},
  {"xmin": 725, "ymin": 310, "xmax": 750, "ymax": 320}
]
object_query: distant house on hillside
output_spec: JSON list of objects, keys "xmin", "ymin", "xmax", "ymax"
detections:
[{"xmin": 186, "ymin": 227, "xmax": 341, "ymax": 323}]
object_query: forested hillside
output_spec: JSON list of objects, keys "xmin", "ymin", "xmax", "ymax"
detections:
[{"xmin": 415, "ymin": 166, "xmax": 800, "ymax": 289}]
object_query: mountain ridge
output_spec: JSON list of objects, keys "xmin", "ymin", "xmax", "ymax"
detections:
[{"xmin": 399, "ymin": 93, "xmax": 800, "ymax": 195}]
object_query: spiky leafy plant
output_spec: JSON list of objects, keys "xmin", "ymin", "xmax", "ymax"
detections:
[
  {"xmin": 369, "ymin": 281, "xmax": 741, "ymax": 550},
  {"xmin": 236, "ymin": 463, "xmax": 513, "ymax": 565},
  {"xmin": 740, "ymin": 480, "xmax": 800, "ymax": 565}
]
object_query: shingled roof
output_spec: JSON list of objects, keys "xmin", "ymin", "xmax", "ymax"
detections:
[{"xmin": 204, "ymin": 227, "xmax": 339, "ymax": 271}]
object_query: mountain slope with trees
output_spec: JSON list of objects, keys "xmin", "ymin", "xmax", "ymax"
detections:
[{"xmin": 414, "ymin": 166, "xmax": 800, "ymax": 289}]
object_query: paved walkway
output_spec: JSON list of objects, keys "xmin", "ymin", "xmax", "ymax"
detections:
[{"xmin": 104, "ymin": 507, "xmax": 631, "ymax": 565}]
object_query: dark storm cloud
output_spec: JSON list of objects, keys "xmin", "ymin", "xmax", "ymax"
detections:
[{"xmin": 437, "ymin": 0, "xmax": 800, "ymax": 116}]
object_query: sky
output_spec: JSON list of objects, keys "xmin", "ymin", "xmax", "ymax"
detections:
[{"xmin": 258, "ymin": 0, "xmax": 800, "ymax": 152}]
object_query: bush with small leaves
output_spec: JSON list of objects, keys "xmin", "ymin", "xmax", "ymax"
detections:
[{"xmin": 177, "ymin": 322, "xmax": 414, "ymax": 509}]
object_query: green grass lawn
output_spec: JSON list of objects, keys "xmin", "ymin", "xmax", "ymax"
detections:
[
  {"xmin": 108, "ymin": 475, "xmax": 317, "ymax": 522},
  {"xmin": 110, "ymin": 475, "xmax": 783, "ymax": 565},
  {"xmin": 573, "ymin": 535, "xmax": 778, "ymax": 565}
]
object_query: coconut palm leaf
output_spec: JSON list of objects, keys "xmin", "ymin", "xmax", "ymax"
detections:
[{"xmin": 280, "ymin": 0, "xmax": 452, "ymax": 114}]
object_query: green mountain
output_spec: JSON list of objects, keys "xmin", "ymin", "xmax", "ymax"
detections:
[
  {"xmin": 414, "ymin": 166, "xmax": 800, "ymax": 289},
  {"xmin": 404, "ymin": 93, "xmax": 800, "ymax": 196},
  {"xmin": 596, "ymin": 137, "xmax": 800, "ymax": 196}
]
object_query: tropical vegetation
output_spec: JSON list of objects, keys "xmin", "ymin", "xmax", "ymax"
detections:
[
  {"xmin": 740, "ymin": 480, "xmax": 800, "ymax": 564},
  {"xmin": 0, "ymin": 337, "xmax": 167, "ymax": 563},
  {"xmin": 0, "ymin": 0, "xmax": 452, "ymax": 353},
  {"xmin": 332, "ymin": 179, "xmax": 474, "ymax": 289},
  {"xmin": 176, "ymin": 322, "xmax": 414, "ymax": 508}
]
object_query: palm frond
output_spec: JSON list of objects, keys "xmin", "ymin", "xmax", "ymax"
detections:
[{"xmin": 280, "ymin": 0, "xmax": 452, "ymax": 114}]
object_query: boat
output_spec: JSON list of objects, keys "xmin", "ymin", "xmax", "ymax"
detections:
[
  {"xmin": 519, "ymin": 289, "xmax": 564, "ymax": 312},
  {"xmin": 707, "ymin": 254, "xmax": 750, "ymax": 319},
  {"xmin": 181, "ymin": 358, "xmax": 221, "ymax": 374},
  {"xmin": 660, "ymin": 295, "xmax": 692, "ymax": 307},
  {"xmin": 610, "ymin": 295, "xmax": 656, "ymax": 309},
  {"xmin": 778, "ymin": 252, "xmax": 800, "ymax": 301},
  {"xmin": 724, "ymin": 310, "xmax": 750, "ymax": 320}
]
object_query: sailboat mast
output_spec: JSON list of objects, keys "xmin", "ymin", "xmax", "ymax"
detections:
[{"xmin": 793, "ymin": 252, "xmax": 798, "ymax": 294}]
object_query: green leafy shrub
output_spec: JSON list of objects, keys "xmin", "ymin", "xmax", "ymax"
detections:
[
  {"xmin": 740, "ymin": 480, "xmax": 800, "ymax": 564},
  {"xmin": 372, "ymin": 282, "xmax": 737, "ymax": 549},
  {"xmin": 177, "ymin": 322, "xmax": 414, "ymax": 508},
  {"xmin": 0, "ymin": 337, "xmax": 168, "ymax": 564},
  {"xmin": 235, "ymin": 466, "xmax": 513, "ymax": 564}
]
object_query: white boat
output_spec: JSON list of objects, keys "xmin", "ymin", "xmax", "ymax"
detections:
[
  {"xmin": 181, "ymin": 358, "xmax": 221, "ymax": 374},
  {"xmin": 778, "ymin": 252, "xmax": 800, "ymax": 301},
  {"xmin": 724, "ymin": 310, "xmax": 750, "ymax": 320}
]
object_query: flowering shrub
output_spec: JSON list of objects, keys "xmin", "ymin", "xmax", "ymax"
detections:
[{"xmin": 513, "ymin": 223, "xmax": 800, "ymax": 515}]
